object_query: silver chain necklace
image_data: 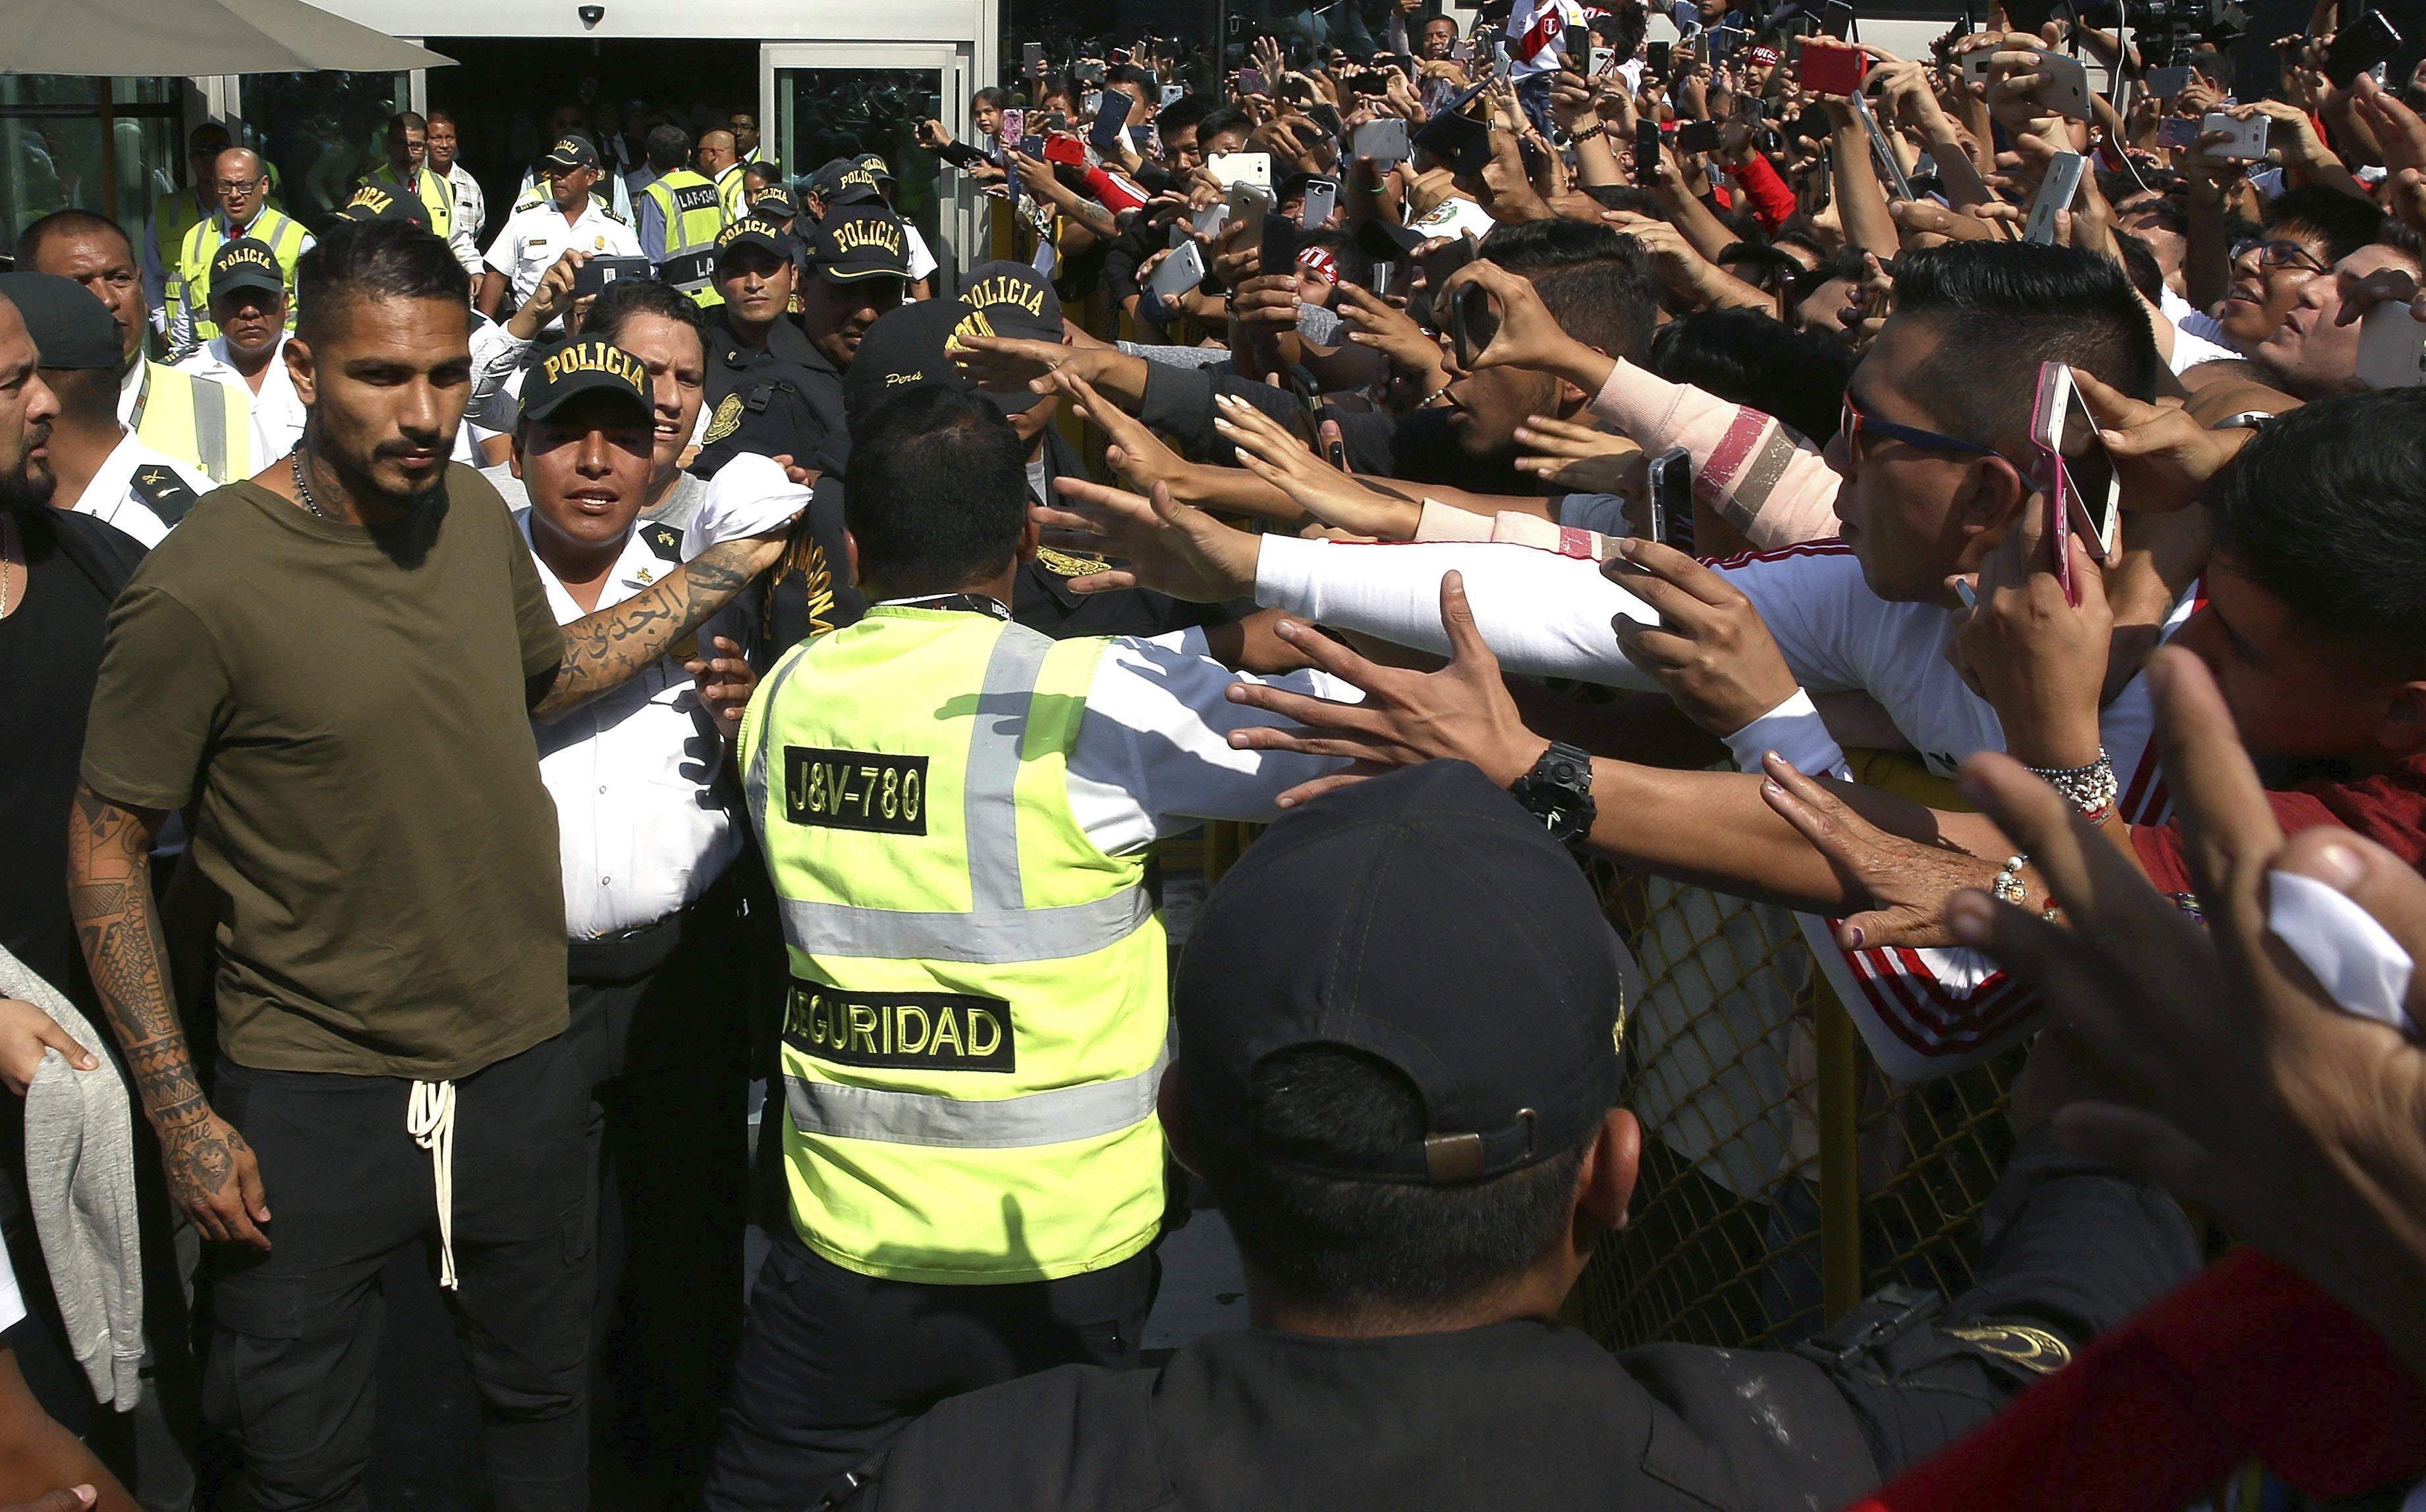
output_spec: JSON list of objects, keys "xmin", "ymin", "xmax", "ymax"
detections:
[
  {"xmin": 0, "ymin": 511, "xmax": 16, "ymax": 618},
  {"xmin": 289, "ymin": 447, "xmax": 335, "ymax": 521}
]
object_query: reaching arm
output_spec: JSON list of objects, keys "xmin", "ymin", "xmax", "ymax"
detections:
[
  {"xmin": 530, "ymin": 529, "xmax": 789, "ymax": 722},
  {"xmin": 67, "ymin": 786, "xmax": 270, "ymax": 1250},
  {"xmin": 0, "ymin": 1349, "xmax": 139, "ymax": 1512}
]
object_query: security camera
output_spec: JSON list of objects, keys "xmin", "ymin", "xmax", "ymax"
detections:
[{"xmin": 578, "ymin": 4, "xmax": 604, "ymax": 25}]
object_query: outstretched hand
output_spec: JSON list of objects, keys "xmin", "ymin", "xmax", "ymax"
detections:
[
  {"xmin": 1033, "ymin": 476, "xmax": 1260, "ymax": 602},
  {"xmin": 1758, "ymin": 751, "xmax": 2004, "ymax": 951}
]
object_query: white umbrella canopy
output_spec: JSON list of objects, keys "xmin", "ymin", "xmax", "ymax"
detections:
[{"xmin": 1, "ymin": 0, "xmax": 454, "ymax": 76}]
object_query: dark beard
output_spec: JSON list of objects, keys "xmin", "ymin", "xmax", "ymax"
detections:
[{"xmin": 0, "ymin": 460, "xmax": 57, "ymax": 515}]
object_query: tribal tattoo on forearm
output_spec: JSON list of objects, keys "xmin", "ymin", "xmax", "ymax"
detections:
[{"xmin": 532, "ymin": 536, "xmax": 761, "ymax": 722}]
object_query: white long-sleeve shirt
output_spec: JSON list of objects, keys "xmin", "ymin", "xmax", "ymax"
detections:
[{"xmin": 174, "ymin": 336, "xmax": 306, "ymax": 466}]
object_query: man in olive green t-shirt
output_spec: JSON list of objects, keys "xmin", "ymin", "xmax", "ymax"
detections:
[{"xmin": 65, "ymin": 219, "xmax": 789, "ymax": 1512}]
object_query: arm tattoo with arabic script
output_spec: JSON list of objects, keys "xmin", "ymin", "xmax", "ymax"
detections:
[
  {"xmin": 530, "ymin": 535, "xmax": 766, "ymax": 722},
  {"xmin": 66, "ymin": 786, "xmax": 250, "ymax": 1206}
]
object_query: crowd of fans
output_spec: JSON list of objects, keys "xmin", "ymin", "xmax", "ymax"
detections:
[{"xmin": 1, "ymin": 0, "xmax": 2425, "ymax": 1509}]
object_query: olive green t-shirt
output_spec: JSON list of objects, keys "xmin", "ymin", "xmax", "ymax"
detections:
[{"xmin": 80, "ymin": 469, "xmax": 570, "ymax": 1079}]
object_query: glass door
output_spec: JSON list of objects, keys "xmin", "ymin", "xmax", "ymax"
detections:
[{"xmin": 761, "ymin": 43, "xmax": 971, "ymax": 293}]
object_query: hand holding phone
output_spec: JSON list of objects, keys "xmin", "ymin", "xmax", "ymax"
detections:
[
  {"xmin": 1352, "ymin": 117, "xmax": 1410, "ymax": 163},
  {"xmin": 2029, "ymin": 362, "xmax": 2122, "ymax": 598},
  {"xmin": 2024, "ymin": 151, "xmax": 2086, "ymax": 245},
  {"xmin": 1645, "ymin": 446, "xmax": 1695, "ymax": 554},
  {"xmin": 1146, "ymin": 241, "xmax": 1210, "ymax": 311},
  {"xmin": 1089, "ymin": 91, "xmax": 1134, "ymax": 153}
]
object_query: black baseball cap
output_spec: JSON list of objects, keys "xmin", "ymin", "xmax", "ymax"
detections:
[
  {"xmin": 1174, "ymin": 761, "xmax": 1628, "ymax": 1186},
  {"xmin": 208, "ymin": 237, "xmax": 286, "ymax": 302},
  {"xmin": 338, "ymin": 182, "xmax": 431, "ymax": 229},
  {"xmin": 0, "ymin": 272, "xmax": 121, "ymax": 370},
  {"xmin": 541, "ymin": 134, "xmax": 602, "ymax": 171},
  {"xmin": 518, "ymin": 337, "xmax": 653, "ymax": 427},
  {"xmin": 805, "ymin": 206, "xmax": 911, "ymax": 283},
  {"xmin": 715, "ymin": 214, "xmax": 795, "ymax": 266},
  {"xmin": 750, "ymin": 186, "xmax": 802, "ymax": 223},
  {"xmin": 810, "ymin": 157, "xmax": 884, "ymax": 207},
  {"xmin": 956, "ymin": 259, "xmax": 1061, "ymax": 342},
  {"xmin": 854, "ymin": 153, "xmax": 896, "ymax": 184},
  {"xmin": 841, "ymin": 298, "xmax": 968, "ymax": 433}
]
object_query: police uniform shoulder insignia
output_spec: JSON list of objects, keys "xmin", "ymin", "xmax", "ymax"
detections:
[
  {"xmin": 640, "ymin": 520, "xmax": 683, "ymax": 562},
  {"xmin": 1035, "ymin": 545, "xmax": 1108, "ymax": 578},
  {"xmin": 514, "ymin": 186, "xmax": 549, "ymax": 211},
  {"xmin": 130, "ymin": 464, "xmax": 202, "ymax": 527},
  {"xmin": 703, "ymin": 392, "xmax": 745, "ymax": 446},
  {"xmin": 601, "ymin": 205, "xmax": 630, "ymax": 225},
  {"xmin": 1943, "ymin": 1322, "xmax": 2072, "ymax": 1376}
]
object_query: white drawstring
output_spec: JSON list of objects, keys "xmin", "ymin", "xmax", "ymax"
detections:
[{"xmin": 407, "ymin": 1081, "xmax": 460, "ymax": 1291}]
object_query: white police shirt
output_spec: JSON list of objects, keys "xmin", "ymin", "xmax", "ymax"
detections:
[
  {"xmin": 175, "ymin": 335, "xmax": 306, "ymax": 466},
  {"xmin": 70, "ymin": 431, "xmax": 212, "ymax": 548},
  {"xmin": 518, "ymin": 508, "xmax": 744, "ymax": 939},
  {"xmin": 483, "ymin": 194, "xmax": 641, "ymax": 312}
]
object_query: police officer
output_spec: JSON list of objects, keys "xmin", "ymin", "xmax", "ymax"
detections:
[
  {"xmin": 831, "ymin": 759, "xmax": 2203, "ymax": 1511},
  {"xmin": 850, "ymin": 155, "xmax": 941, "ymax": 296},
  {"xmin": 700, "ymin": 377, "xmax": 1358, "ymax": 1512},
  {"xmin": 0, "ymin": 272, "xmax": 209, "ymax": 547},
  {"xmin": 427, "ymin": 110, "xmax": 486, "ymax": 276},
  {"xmin": 18, "ymin": 209, "xmax": 252, "ymax": 485},
  {"xmin": 697, "ymin": 214, "xmax": 847, "ymax": 475},
  {"xmin": 508, "ymin": 335, "xmax": 768, "ymax": 1506},
  {"xmin": 359, "ymin": 111, "xmax": 462, "ymax": 264},
  {"xmin": 480, "ymin": 134, "xmax": 640, "ymax": 325},
  {"xmin": 168, "ymin": 147, "xmax": 314, "ymax": 356},
  {"xmin": 635, "ymin": 123, "xmax": 729, "ymax": 308},
  {"xmin": 172, "ymin": 237, "xmax": 307, "ymax": 466},
  {"xmin": 794, "ymin": 203, "xmax": 910, "ymax": 397}
]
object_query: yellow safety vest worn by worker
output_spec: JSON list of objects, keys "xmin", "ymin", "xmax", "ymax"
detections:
[
  {"xmin": 363, "ymin": 160, "xmax": 453, "ymax": 240},
  {"xmin": 148, "ymin": 188, "xmax": 209, "ymax": 288},
  {"xmin": 173, "ymin": 207, "xmax": 309, "ymax": 343},
  {"xmin": 716, "ymin": 163, "xmax": 750, "ymax": 223},
  {"xmin": 128, "ymin": 360, "xmax": 251, "ymax": 485},
  {"xmin": 742, "ymin": 605, "xmax": 1168, "ymax": 1286},
  {"xmin": 639, "ymin": 168, "xmax": 729, "ymax": 306}
]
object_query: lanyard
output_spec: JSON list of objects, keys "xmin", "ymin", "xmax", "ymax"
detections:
[
  {"xmin": 885, "ymin": 593, "xmax": 1010, "ymax": 621},
  {"xmin": 125, "ymin": 360, "xmax": 150, "ymax": 433}
]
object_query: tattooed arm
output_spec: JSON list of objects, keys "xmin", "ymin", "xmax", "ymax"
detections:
[
  {"xmin": 66, "ymin": 786, "xmax": 271, "ymax": 1250},
  {"xmin": 529, "ymin": 528, "xmax": 791, "ymax": 723}
]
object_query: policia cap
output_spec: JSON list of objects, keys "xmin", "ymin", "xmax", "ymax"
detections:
[
  {"xmin": 339, "ymin": 182, "xmax": 431, "ymax": 230},
  {"xmin": 208, "ymin": 238, "xmax": 286, "ymax": 303},
  {"xmin": 1174, "ymin": 760, "xmax": 1629, "ymax": 1186},
  {"xmin": 517, "ymin": 337, "xmax": 654, "ymax": 429},
  {"xmin": 803, "ymin": 206, "xmax": 910, "ymax": 283}
]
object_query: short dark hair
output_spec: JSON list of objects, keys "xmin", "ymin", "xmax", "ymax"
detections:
[
  {"xmin": 645, "ymin": 123, "xmax": 692, "ymax": 173},
  {"xmin": 17, "ymin": 209, "xmax": 132, "ymax": 272},
  {"xmin": 1197, "ymin": 106, "xmax": 1255, "ymax": 148},
  {"xmin": 1157, "ymin": 93, "xmax": 1213, "ymax": 139},
  {"xmin": 2205, "ymin": 389, "xmax": 2426, "ymax": 671},
  {"xmin": 1651, "ymin": 308, "xmax": 1850, "ymax": 443},
  {"xmin": 1892, "ymin": 241, "xmax": 2162, "ymax": 450},
  {"xmin": 585, "ymin": 275, "xmax": 709, "ymax": 354},
  {"xmin": 294, "ymin": 218, "xmax": 470, "ymax": 347},
  {"xmin": 2112, "ymin": 228, "xmax": 2164, "ymax": 306},
  {"xmin": 1190, "ymin": 1044, "xmax": 1587, "ymax": 1312},
  {"xmin": 1489, "ymin": 219, "xmax": 1658, "ymax": 365},
  {"xmin": 2266, "ymin": 184, "xmax": 2385, "ymax": 265},
  {"xmin": 386, "ymin": 110, "xmax": 427, "ymax": 136},
  {"xmin": 842, "ymin": 387, "xmax": 1029, "ymax": 593},
  {"xmin": 1107, "ymin": 64, "xmax": 1157, "ymax": 92}
]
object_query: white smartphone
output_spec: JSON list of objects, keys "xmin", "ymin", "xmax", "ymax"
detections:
[
  {"xmin": 1160, "ymin": 83, "xmax": 1186, "ymax": 107},
  {"xmin": 1962, "ymin": 49, "xmax": 1996, "ymax": 86},
  {"xmin": 1589, "ymin": 45, "xmax": 1614, "ymax": 75},
  {"xmin": 1300, "ymin": 175, "xmax": 1338, "ymax": 227},
  {"xmin": 2357, "ymin": 302, "xmax": 2426, "ymax": 389},
  {"xmin": 2029, "ymin": 361, "xmax": 2122, "ymax": 569},
  {"xmin": 2033, "ymin": 50, "xmax": 2093, "ymax": 121},
  {"xmin": 1191, "ymin": 200, "xmax": 1231, "ymax": 240},
  {"xmin": 2024, "ymin": 151, "xmax": 2086, "ymax": 245},
  {"xmin": 2201, "ymin": 110, "xmax": 2269, "ymax": 161},
  {"xmin": 1208, "ymin": 150, "xmax": 1274, "ymax": 190},
  {"xmin": 1146, "ymin": 240, "xmax": 1209, "ymax": 308}
]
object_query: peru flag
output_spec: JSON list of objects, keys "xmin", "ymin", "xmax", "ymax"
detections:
[{"xmin": 1504, "ymin": 0, "xmax": 1588, "ymax": 77}]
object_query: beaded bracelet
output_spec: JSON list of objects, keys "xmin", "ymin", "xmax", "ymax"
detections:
[{"xmin": 2023, "ymin": 750, "xmax": 2118, "ymax": 826}]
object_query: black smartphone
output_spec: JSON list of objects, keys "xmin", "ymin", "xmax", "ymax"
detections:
[
  {"xmin": 1308, "ymin": 102, "xmax": 1346, "ymax": 140},
  {"xmin": 1633, "ymin": 119, "xmax": 1662, "ymax": 181},
  {"xmin": 572, "ymin": 255, "xmax": 652, "ymax": 298},
  {"xmin": 1645, "ymin": 446, "xmax": 1695, "ymax": 554},
  {"xmin": 2324, "ymin": 9, "xmax": 2402, "ymax": 87},
  {"xmin": 1647, "ymin": 40, "xmax": 1672, "ymax": 73},
  {"xmin": 1023, "ymin": 41, "xmax": 1045, "ymax": 71},
  {"xmin": 1089, "ymin": 90, "xmax": 1134, "ymax": 152},
  {"xmin": 1448, "ymin": 280, "xmax": 1499, "ymax": 369},
  {"xmin": 1675, "ymin": 119, "xmax": 1723, "ymax": 154},
  {"xmin": 1260, "ymin": 211, "xmax": 1302, "ymax": 279},
  {"xmin": 1821, "ymin": 0, "xmax": 1856, "ymax": 40}
]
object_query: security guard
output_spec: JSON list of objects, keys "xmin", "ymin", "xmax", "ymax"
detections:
[
  {"xmin": 16, "ymin": 208, "xmax": 254, "ymax": 485},
  {"xmin": 172, "ymin": 238, "xmax": 307, "ymax": 467},
  {"xmin": 635, "ymin": 122, "xmax": 729, "ymax": 307},
  {"xmin": 823, "ymin": 761, "xmax": 2202, "ymax": 1511},
  {"xmin": 0, "ymin": 272, "xmax": 211, "ymax": 547},
  {"xmin": 699, "ymin": 129, "xmax": 750, "ymax": 223},
  {"xmin": 358, "ymin": 111, "xmax": 456, "ymax": 246},
  {"xmin": 480, "ymin": 134, "xmax": 641, "ymax": 325},
  {"xmin": 140, "ymin": 121, "xmax": 231, "ymax": 340},
  {"xmin": 168, "ymin": 147, "xmax": 313, "ymax": 355},
  {"xmin": 700, "ymin": 371, "xmax": 1356, "ymax": 1512}
]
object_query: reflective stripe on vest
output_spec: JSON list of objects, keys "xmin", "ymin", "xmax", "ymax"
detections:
[
  {"xmin": 642, "ymin": 171, "xmax": 728, "ymax": 305},
  {"xmin": 179, "ymin": 211, "xmax": 307, "ymax": 341},
  {"xmin": 783, "ymin": 1040, "xmax": 1168, "ymax": 1149},
  {"xmin": 191, "ymin": 378, "xmax": 228, "ymax": 480},
  {"xmin": 133, "ymin": 363, "xmax": 249, "ymax": 483}
]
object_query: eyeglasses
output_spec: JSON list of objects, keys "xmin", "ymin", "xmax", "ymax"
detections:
[
  {"xmin": 2242, "ymin": 239, "xmax": 2329, "ymax": 277},
  {"xmin": 215, "ymin": 177, "xmax": 266, "ymax": 195},
  {"xmin": 1839, "ymin": 391, "xmax": 2000, "ymax": 464}
]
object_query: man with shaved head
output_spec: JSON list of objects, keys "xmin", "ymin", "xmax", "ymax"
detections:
[
  {"xmin": 167, "ymin": 146, "xmax": 312, "ymax": 356},
  {"xmin": 698, "ymin": 128, "xmax": 747, "ymax": 221}
]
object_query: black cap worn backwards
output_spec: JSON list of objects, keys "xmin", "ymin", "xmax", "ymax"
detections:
[
  {"xmin": 715, "ymin": 213, "xmax": 795, "ymax": 267},
  {"xmin": 518, "ymin": 337, "xmax": 653, "ymax": 427},
  {"xmin": 0, "ymin": 272, "xmax": 123, "ymax": 370},
  {"xmin": 208, "ymin": 237, "xmax": 286, "ymax": 302},
  {"xmin": 541, "ymin": 133, "xmax": 602, "ymax": 171},
  {"xmin": 338, "ymin": 182, "xmax": 431, "ymax": 229},
  {"xmin": 805, "ymin": 205, "xmax": 911, "ymax": 283},
  {"xmin": 841, "ymin": 297, "xmax": 968, "ymax": 433},
  {"xmin": 1174, "ymin": 761, "xmax": 1628, "ymax": 1187}
]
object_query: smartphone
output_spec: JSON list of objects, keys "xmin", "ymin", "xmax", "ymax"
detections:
[
  {"xmin": 999, "ymin": 107, "xmax": 1027, "ymax": 148},
  {"xmin": 1301, "ymin": 175, "xmax": 1338, "ymax": 227},
  {"xmin": 1589, "ymin": 44, "xmax": 1615, "ymax": 74},
  {"xmin": 1796, "ymin": 40, "xmax": 1868, "ymax": 96},
  {"xmin": 1848, "ymin": 93, "xmax": 1913, "ymax": 200},
  {"xmin": 1493, "ymin": 41, "xmax": 1513, "ymax": 80},
  {"xmin": 1647, "ymin": 40, "xmax": 1672, "ymax": 73},
  {"xmin": 2324, "ymin": 9, "xmax": 2403, "ymax": 88},
  {"xmin": 2357, "ymin": 303, "xmax": 2426, "ymax": 389},
  {"xmin": 1238, "ymin": 67, "xmax": 1269, "ymax": 95},
  {"xmin": 2202, "ymin": 110, "xmax": 2269, "ymax": 161},
  {"xmin": 1308, "ymin": 103, "xmax": 1346, "ymax": 141},
  {"xmin": 1090, "ymin": 90, "xmax": 1134, "ymax": 153},
  {"xmin": 1645, "ymin": 446, "xmax": 1695, "ymax": 554},
  {"xmin": 2033, "ymin": 50, "xmax": 2093, "ymax": 122},
  {"xmin": 1042, "ymin": 111, "xmax": 1070, "ymax": 135},
  {"xmin": 1192, "ymin": 200, "xmax": 1231, "ymax": 240},
  {"xmin": 1821, "ymin": 0, "xmax": 1856, "ymax": 40},
  {"xmin": 1146, "ymin": 240, "xmax": 1209, "ymax": 309},
  {"xmin": 1353, "ymin": 117, "xmax": 1411, "ymax": 162},
  {"xmin": 1448, "ymin": 279, "xmax": 1498, "ymax": 369},
  {"xmin": 1023, "ymin": 41, "xmax": 1045, "ymax": 71},
  {"xmin": 1634, "ymin": 118, "xmax": 1662, "ymax": 181},
  {"xmin": 1209, "ymin": 150, "xmax": 1273, "ymax": 190},
  {"xmin": 1018, "ymin": 134, "xmax": 1048, "ymax": 159},
  {"xmin": 1961, "ymin": 47, "xmax": 1997, "ymax": 87},
  {"xmin": 2157, "ymin": 116, "xmax": 2200, "ymax": 150},
  {"xmin": 2146, "ymin": 64, "xmax": 2195, "ymax": 96},
  {"xmin": 2029, "ymin": 361, "xmax": 2122, "ymax": 588},
  {"xmin": 1074, "ymin": 60, "xmax": 1107, "ymax": 86},
  {"xmin": 1673, "ymin": 119, "xmax": 1724, "ymax": 155},
  {"xmin": 572, "ymin": 254, "xmax": 651, "ymax": 298},
  {"xmin": 1042, "ymin": 133, "xmax": 1089, "ymax": 167},
  {"xmin": 1161, "ymin": 83, "xmax": 1186, "ymax": 107},
  {"xmin": 1082, "ymin": 90, "xmax": 1105, "ymax": 117},
  {"xmin": 1228, "ymin": 180, "xmax": 1274, "ymax": 247},
  {"xmin": 1413, "ymin": 232, "xmax": 1480, "ymax": 326},
  {"xmin": 1371, "ymin": 262, "xmax": 1394, "ymax": 298},
  {"xmin": 2024, "ymin": 151, "xmax": 2086, "ymax": 244},
  {"xmin": 1259, "ymin": 210, "xmax": 1301, "ymax": 279}
]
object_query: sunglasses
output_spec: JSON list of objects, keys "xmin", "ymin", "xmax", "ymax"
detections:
[{"xmin": 1838, "ymin": 391, "xmax": 2000, "ymax": 464}]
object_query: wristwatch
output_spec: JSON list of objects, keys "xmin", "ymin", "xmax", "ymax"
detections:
[
  {"xmin": 1509, "ymin": 742, "xmax": 1599, "ymax": 846},
  {"xmin": 2210, "ymin": 410, "xmax": 2275, "ymax": 432}
]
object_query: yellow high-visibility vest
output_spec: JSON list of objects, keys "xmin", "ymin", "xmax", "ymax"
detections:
[
  {"xmin": 126, "ymin": 360, "xmax": 252, "ymax": 485},
  {"xmin": 363, "ymin": 160, "xmax": 453, "ymax": 240},
  {"xmin": 172, "ymin": 207, "xmax": 309, "ymax": 343},
  {"xmin": 640, "ymin": 169, "xmax": 730, "ymax": 307}
]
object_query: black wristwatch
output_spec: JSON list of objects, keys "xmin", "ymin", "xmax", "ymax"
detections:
[{"xmin": 1508, "ymin": 742, "xmax": 1599, "ymax": 846}]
